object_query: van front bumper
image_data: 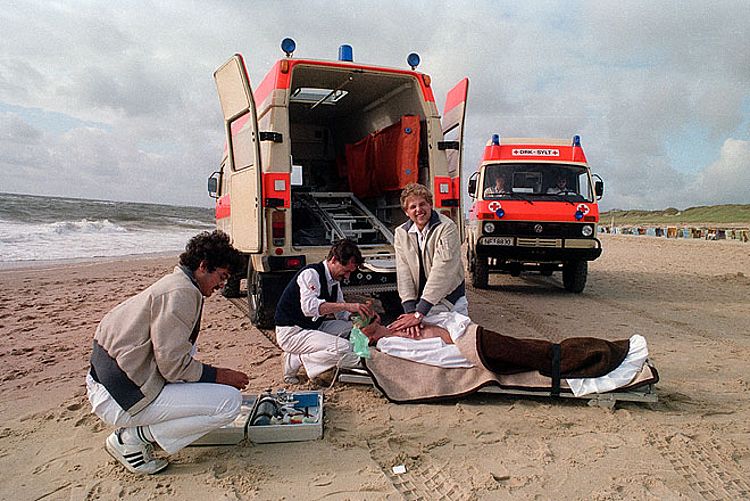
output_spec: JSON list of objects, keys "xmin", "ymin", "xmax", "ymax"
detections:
[{"xmin": 476, "ymin": 236, "xmax": 602, "ymax": 262}]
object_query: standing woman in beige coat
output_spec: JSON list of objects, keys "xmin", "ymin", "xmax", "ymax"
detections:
[{"xmin": 389, "ymin": 183, "xmax": 467, "ymax": 337}]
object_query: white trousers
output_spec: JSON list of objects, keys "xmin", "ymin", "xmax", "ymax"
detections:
[
  {"xmin": 276, "ymin": 319, "xmax": 359, "ymax": 379},
  {"xmin": 86, "ymin": 374, "xmax": 241, "ymax": 454}
]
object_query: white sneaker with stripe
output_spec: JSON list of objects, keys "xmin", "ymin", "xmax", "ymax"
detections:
[{"xmin": 105, "ymin": 429, "xmax": 169, "ymax": 475}]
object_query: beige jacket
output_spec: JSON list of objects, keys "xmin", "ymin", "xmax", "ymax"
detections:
[
  {"xmin": 394, "ymin": 211, "xmax": 466, "ymax": 315},
  {"xmin": 89, "ymin": 266, "xmax": 215, "ymax": 415}
]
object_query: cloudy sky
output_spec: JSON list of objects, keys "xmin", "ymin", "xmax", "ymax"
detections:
[{"xmin": 2, "ymin": 0, "xmax": 748, "ymax": 210}]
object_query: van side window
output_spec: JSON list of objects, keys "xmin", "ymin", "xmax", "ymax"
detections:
[{"xmin": 230, "ymin": 113, "xmax": 255, "ymax": 171}]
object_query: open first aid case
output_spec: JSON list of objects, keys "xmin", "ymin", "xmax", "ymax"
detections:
[{"xmin": 192, "ymin": 389, "xmax": 323, "ymax": 446}]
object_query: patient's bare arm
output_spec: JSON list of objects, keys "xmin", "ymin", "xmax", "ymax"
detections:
[{"xmin": 361, "ymin": 322, "xmax": 453, "ymax": 345}]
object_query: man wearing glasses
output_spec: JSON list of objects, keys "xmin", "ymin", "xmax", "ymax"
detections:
[{"xmin": 86, "ymin": 230, "xmax": 250, "ymax": 475}]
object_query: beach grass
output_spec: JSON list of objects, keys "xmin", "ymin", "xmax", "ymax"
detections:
[{"xmin": 601, "ymin": 204, "xmax": 750, "ymax": 225}]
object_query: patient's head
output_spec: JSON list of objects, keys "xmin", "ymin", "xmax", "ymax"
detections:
[{"xmin": 357, "ymin": 316, "xmax": 389, "ymax": 344}]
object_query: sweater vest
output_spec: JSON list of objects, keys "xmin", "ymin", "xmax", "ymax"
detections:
[{"xmin": 274, "ymin": 262, "xmax": 338, "ymax": 329}]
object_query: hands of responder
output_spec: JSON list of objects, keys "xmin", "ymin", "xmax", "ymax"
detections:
[
  {"xmin": 387, "ymin": 312, "xmax": 424, "ymax": 338},
  {"xmin": 216, "ymin": 367, "xmax": 250, "ymax": 389},
  {"xmin": 346, "ymin": 302, "xmax": 378, "ymax": 321}
]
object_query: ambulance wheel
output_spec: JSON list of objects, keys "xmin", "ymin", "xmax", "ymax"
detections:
[
  {"xmin": 472, "ymin": 255, "xmax": 489, "ymax": 289},
  {"xmin": 247, "ymin": 269, "xmax": 275, "ymax": 329},
  {"xmin": 378, "ymin": 291, "xmax": 403, "ymax": 325},
  {"xmin": 221, "ymin": 272, "xmax": 242, "ymax": 298},
  {"xmin": 563, "ymin": 260, "xmax": 587, "ymax": 293}
]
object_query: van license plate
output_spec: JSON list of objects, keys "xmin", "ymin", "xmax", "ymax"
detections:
[{"xmin": 483, "ymin": 237, "xmax": 513, "ymax": 246}]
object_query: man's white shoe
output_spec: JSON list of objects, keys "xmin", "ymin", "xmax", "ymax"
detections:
[
  {"xmin": 105, "ymin": 430, "xmax": 169, "ymax": 475},
  {"xmin": 283, "ymin": 352, "xmax": 302, "ymax": 384}
]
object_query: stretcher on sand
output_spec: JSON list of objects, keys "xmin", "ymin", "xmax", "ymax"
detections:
[
  {"xmin": 338, "ymin": 365, "xmax": 658, "ymax": 409},
  {"xmin": 338, "ymin": 324, "xmax": 659, "ymax": 409}
]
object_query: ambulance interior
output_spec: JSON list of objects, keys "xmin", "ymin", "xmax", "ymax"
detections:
[
  {"xmin": 286, "ymin": 66, "xmax": 430, "ymax": 247},
  {"xmin": 482, "ymin": 164, "xmax": 593, "ymax": 202}
]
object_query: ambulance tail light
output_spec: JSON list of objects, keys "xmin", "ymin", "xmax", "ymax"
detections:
[
  {"xmin": 422, "ymin": 74, "xmax": 431, "ymax": 87},
  {"xmin": 284, "ymin": 257, "xmax": 304, "ymax": 268},
  {"xmin": 267, "ymin": 255, "xmax": 306, "ymax": 271},
  {"xmin": 434, "ymin": 176, "xmax": 458, "ymax": 207},
  {"xmin": 271, "ymin": 210, "xmax": 285, "ymax": 247}
]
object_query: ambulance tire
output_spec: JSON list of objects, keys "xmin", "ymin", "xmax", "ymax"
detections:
[
  {"xmin": 378, "ymin": 291, "xmax": 403, "ymax": 325},
  {"xmin": 562, "ymin": 260, "xmax": 587, "ymax": 293},
  {"xmin": 221, "ymin": 273, "xmax": 242, "ymax": 298},
  {"xmin": 472, "ymin": 255, "xmax": 489, "ymax": 289},
  {"xmin": 247, "ymin": 269, "xmax": 275, "ymax": 329}
]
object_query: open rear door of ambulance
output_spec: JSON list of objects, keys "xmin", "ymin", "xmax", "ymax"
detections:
[
  {"xmin": 441, "ymin": 77, "xmax": 469, "ymax": 239},
  {"xmin": 214, "ymin": 54, "xmax": 263, "ymax": 253}
]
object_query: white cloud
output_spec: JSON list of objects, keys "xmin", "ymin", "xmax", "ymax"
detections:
[
  {"xmin": 688, "ymin": 139, "xmax": 750, "ymax": 205},
  {"xmin": 0, "ymin": 0, "xmax": 748, "ymax": 209}
]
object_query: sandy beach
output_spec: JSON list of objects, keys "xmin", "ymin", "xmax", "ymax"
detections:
[{"xmin": 1, "ymin": 234, "xmax": 749, "ymax": 500}]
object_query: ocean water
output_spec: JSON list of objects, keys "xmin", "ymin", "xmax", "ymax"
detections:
[{"xmin": 0, "ymin": 192, "xmax": 215, "ymax": 262}]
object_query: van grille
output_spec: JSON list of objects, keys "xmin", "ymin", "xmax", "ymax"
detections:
[
  {"xmin": 516, "ymin": 238, "xmax": 562, "ymax": 248},
  {"xmin": 487, "ymin": 222, "xmax": 591, "ymax": 238}
]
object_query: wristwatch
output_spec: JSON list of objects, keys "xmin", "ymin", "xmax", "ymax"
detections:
[{"xmin": 413, "ymin": 311, "xmax": 423, "ymax": 322}]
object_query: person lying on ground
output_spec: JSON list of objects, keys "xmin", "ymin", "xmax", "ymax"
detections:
[{"xmin": 359, "ymin": 311, "xmax": 649, "ymax": 397}]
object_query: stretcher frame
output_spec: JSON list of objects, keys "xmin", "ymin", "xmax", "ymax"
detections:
[{"xmin": 338, "ymin": 368, "xmax": 658, "ymax": 409}]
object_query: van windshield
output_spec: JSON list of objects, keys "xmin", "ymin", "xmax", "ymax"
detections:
[{"xmin": 483, "ymin": 163, "xmax": 593, "ymax": 202}]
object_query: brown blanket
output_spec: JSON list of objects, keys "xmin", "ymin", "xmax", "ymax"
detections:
[{"xmin": 475, "ymin": 326, "xmax": 630, "ymax": 378}]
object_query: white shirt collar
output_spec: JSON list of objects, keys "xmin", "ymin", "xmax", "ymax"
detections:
[{"xmin": 322, "ymin": 259, "xmax": 337, "ymax": 285}]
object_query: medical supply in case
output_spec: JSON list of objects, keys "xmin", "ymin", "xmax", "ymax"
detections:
[{"xmin": 191, "ymin": 389, "xmax": 323, "ymax": 446}]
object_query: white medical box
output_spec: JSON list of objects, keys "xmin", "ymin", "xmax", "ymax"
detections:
[{"xmin": 191, "ymin": 390, "xmax": 323, "ymax": 446}]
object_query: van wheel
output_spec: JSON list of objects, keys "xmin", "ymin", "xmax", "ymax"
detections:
[
  {"xmin": 471, "ymin": 255, "xmax": 489, "ymax": 289},
  {"xmin": 562, "ymin": 260, "xmax": 587, "ymax": 293},
  {"xmin": 248, "ymin": 269, "xmax": 275, "ymax": 329}
]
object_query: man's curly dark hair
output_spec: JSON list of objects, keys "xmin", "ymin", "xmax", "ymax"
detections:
[
  {"xmin": 179, "ymin": 230, "xmax": 244, "ymax": 274},
  {"xmin": 327, "ymin": 238, "xmax": 364, "ymax": 266}
]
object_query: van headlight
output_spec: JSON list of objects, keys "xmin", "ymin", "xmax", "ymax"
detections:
[
  {"xmin": 483, "ymin": 222, "xmax": 495, "ymax": 234},
  {"xmin": 581, "ymin": 225, "xmax": 593, "ymax": 237}
]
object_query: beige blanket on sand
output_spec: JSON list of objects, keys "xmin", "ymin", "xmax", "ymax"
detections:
[{"xmin": 363, "ymin": 325, "xmax": 658, "ymax": 403}]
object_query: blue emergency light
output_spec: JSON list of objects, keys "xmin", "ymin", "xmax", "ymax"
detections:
[
  {"xmin": 339, "ymin": 44, "xmax": 353, "ymax": 62},
  {"xmin": 281, "ymin": 38, "xmax": 296, "ymax": 57},
  {"xmin": 407, "ymin": 53, "xmax": 420, "ymax": 70},
  {"xmin": 575, "ymin": 210, "xmax": 584, "ymax": 220},
  {"xmin": 572, "ymin": 135, "xmax": 581, "ymax": 147},
  {"xmin": 496, "ymin": 207, "xmax": 505, "ymax": 218},
  {"xmin": 492, "ymin": 134, "xmax": 500, "ymax": 146}
]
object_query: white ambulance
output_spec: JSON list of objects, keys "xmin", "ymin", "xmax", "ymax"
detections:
[{"xmin": 208, "ymin": 39, "xmax": 468, "ymax": 328}]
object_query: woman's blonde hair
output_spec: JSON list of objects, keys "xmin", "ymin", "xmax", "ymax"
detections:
[{"xmin": 400, "ymin": 183, "xmax": 433, "ymax": 210}]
